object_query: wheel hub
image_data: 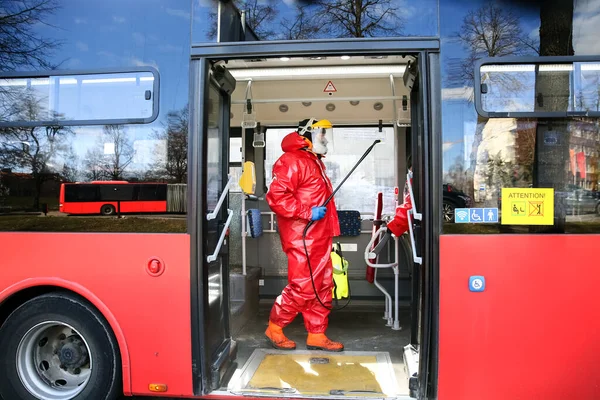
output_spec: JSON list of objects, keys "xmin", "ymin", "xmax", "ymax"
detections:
[
  {"xmin": 16, "ymin": 322, "xmax": 93, "ymax": 399},
  {"xmin": 58, "ymin": 336, "xmax": 89, "ymax": 370}
]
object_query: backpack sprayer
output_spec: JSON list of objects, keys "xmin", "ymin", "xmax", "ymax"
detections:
[{"xmin": 302, "ymin": 139, "xmax": 381, "ymax": 311}]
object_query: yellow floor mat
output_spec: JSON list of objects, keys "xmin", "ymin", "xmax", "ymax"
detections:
[{"xmin": 230, "ymin": 349, "xmax": 400, "ymax": 398}]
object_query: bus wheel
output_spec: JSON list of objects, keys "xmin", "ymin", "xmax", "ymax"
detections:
[
  {"xmin": 0, "ymin": 293, "xmax": 121, "ymax": 400},
  {"xmin": 100, "ymin": 205, "xmax": 116, "ymax": 216}
]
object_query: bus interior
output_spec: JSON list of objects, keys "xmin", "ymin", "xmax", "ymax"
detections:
[{"xmin": 204, "ymin": 52, "xmax": 424, "ymax": 399}]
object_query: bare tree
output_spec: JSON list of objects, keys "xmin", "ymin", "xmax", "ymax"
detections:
[
  {"xmin": 280, "ymin": 4, "xmax": 322, "ymax": 40},
  {"xmin": 83, "ymin": 125, "xmax": 134, "ymax": 181},
  {"xmin": 0, "ymin": 0, "xmax": 64, "ymax": 71},
  {"xmin": 0, "ymin": 88, "xmax": 71, "ymax": 209},
  {"xmin": 452, "ymin": 3, "xmax": 538, "ymax": 88},
  {"xmin": 82, "ymin": 147, "xmax": 106, "ymax": 181},
  {"xmin": 531, "ymin": 0, "xmax": 574, "ymax": 233},
  {"xmin": 61, "ymin": 145, "xmax": 80, "ymax": 182},
  {"xmin": 152, "ymin": 106, "xmax": 188, "ymax": 183},
  {"xmin": 207, "ymin": 0, "xmax": 279, "ymax": 40},
  {"xmin": 315, "ymin": 0, "xmax": 403, "ymax": 38}
]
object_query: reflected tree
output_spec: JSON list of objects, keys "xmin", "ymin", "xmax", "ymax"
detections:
[
  {"xmin": 0, "ymin": 0, "xmax": 63, "ymax": 71},
  {"xmin": 280, "ymin": 3, "xmax": 322, "ymax": 40},
  {"xmin": 452, "ymin": 2, "xmax": 538, "ymax": 203},
  {"xmin": 207, "ymin": 0, "xmax": 279, "ymax": 40},
  {"xmin": 151, "ymin": 105, "xmax": 188, "ymax": 183},
  {"xmin": 61, "ymin": 146, "xmax": 80, "ymax": 182},
  {"xmin": 0, "ymin": 92, "xmax": 71, "ymax": 209},
  {"xmin": 532, "ymin": 0, "xmax": 574, "ymax": 232},
  {"xmin": 208, "ymin": 0, "xmax": 404, "ymax": 40},
  {"xmin": 83, "ymin": 125, "xmax": 134, "ymax": 181},
  {"xmin": 314, "ymin": 0, "xmax": 403, "ymax": 38},
  {"xmin": 452, "ymin": 3, "xmax": 538, "ymax": 88}
]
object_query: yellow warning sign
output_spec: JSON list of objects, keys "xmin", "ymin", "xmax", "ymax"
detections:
[
  {"xmin": 501, "ymin": 188, "xmax": 554, "ymax": 225},
  {"xmin": 323, "ymin": 81, "xmax": 337, "ymax": 93}
]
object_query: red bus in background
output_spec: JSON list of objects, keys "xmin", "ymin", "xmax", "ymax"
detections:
[{"xmin": 59, "ymin": 181, "xmax": 187, "ymax": 215}]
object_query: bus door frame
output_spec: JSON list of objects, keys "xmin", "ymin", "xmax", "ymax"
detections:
[{"xmin": 189, "ymin": 38, "xmax": 442, "ymax": 399}]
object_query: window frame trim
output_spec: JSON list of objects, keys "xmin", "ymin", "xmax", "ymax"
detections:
[
  {"xmin": 0, "ymin": 66, "xmax": 160, "ymax": 127},
  {"xmin": 474, "ymin": 55, "xmax": 600, "ymax": 119}
]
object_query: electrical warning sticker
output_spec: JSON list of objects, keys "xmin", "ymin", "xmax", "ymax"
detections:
[
  {"xmin": 323, "ymin": 81, "xmax": 337, "ymax": 93},
  {"xmin": 501, "ymin": 188, "xmax": 554, "ymax": 225}
]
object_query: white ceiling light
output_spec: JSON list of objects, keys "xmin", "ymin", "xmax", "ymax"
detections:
[
  {"xmin": 280, "ymin": 57, "xmax": 290, "ymax": 61},
  {"xmin": 229, "ymin": 65, "xmax": 406, "ymax": 81},
  {"xmin": 341, "ymin": 55, "xmax": 351, "ymax": 60}
]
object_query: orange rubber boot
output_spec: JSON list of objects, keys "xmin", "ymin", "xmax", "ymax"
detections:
[
  {"xmin": 306, "ymin": 333, "xmax": 344, "ymax": 352},
  {"xmin": 265, "ymin": 321, "xmax": 296, "ymax": 350}
]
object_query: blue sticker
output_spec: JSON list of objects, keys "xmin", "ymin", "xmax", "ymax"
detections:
[
  {"xmin": 470, "ymin": 208, "xmax": 484, "ymax": 223},
  {"xmin": 455, "ymin": 208, "xmax": 470, "ymax": 223},
  {"xmin": 483, "ymin": 208, "xmax": 498, "ymax": 223},
  {"xmin": 456, "ymin": 208, "xmax": 499, "ymax": 223},
  {"xmin": 469, "ymin": 276, "xmax": 485, "ymax": 292}
]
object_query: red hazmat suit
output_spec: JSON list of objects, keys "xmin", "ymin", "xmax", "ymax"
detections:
[
  {"xmin": 387, "ymin": 174, "xmax": 413, "ymax": 237},
  {"xmin": 266, "ymin": 132, "xmax": 340, "ymax": 334}
]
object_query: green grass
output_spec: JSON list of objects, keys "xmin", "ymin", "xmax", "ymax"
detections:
[{"xmin": 0, "ymin": 215, "xmax": 187, "ymax": 233}]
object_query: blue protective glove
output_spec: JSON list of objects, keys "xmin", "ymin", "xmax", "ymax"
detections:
[{"xmin": 311, "ymin": 206, "xmax": 327, "ymax": 221}]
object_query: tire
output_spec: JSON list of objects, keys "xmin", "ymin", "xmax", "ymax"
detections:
[
  {"xmin": 100, "ymin": 205, "xmax": 116, "ymax": 216},
  {"xmin": 0, "ymin": 293, "xmax": 121, "ymax": 400},
  {"xmin": 442, "ymin": 200, "xmax": 456, "ymax": 223}
]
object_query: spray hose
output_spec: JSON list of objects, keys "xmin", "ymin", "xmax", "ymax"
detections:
[{"xmin": 302, "ymin": 139, "xmax": 381, "ymax": 311}]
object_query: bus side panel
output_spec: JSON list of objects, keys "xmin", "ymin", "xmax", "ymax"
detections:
[
  {"xmin": 438, "ymin": 235, "xmax": 600, "ymax": 399},
  {"xmin": 0, "ymin": 232, "xmax": 193, "ymax": 397}
]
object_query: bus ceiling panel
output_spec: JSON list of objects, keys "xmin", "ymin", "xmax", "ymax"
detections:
[
  {"xmin": 227, "ymin": 64, "xmax": 409, "ymax": 82},
  {"xmin": 230, "ymin": 100, "xmax": 399, "ymax": 126},
  {"xmin": 227, "ymin": 75, "xmax": 409, "ymax": 126},
  {"xmin": 225, "ymin": 54, "xmax": 413, "ymax": 70},
  {"xmin": 230, "ymin": 77, "xmax": 408, "ymax": 101}
]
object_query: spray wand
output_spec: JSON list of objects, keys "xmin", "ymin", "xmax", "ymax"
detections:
[{"xmin": 302, "ymin": 139, "xmax": 381, "ymax": 311}]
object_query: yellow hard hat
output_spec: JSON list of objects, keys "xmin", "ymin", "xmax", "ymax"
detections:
[{"xmin": 312, "ymin": 119, "xmax": 333, "ymax": 129}]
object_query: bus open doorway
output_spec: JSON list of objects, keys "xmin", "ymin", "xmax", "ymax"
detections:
[{"xmin": 190, "ymin": 40, "xmax": 437, "ymax": 399}]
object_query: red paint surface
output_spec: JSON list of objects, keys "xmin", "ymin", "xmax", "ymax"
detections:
[
  {"xmin": 439, "ymin": 235, "xmax": 600, "ymax": 399},
  {"xmin": 60, "ymin": 200, "xmax": 168, "ymax": 214},
  {"xmin": 0, "ymin": 232, "xmax": 192, "ymax": 397}
]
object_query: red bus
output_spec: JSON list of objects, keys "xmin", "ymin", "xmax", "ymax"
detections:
[
  {"xmin": 59, "ymin": 181, "xmax": 186, "ymax": 215},
  {"xmin": 0, "ymin": 1, "xmax": 599, "ymax": 400}
]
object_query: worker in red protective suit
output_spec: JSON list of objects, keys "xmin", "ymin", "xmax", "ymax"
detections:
[
  {"xmin": 265, "ymin": 118, "xmax": 343, "ymax": 352},
  {"xmin": 386, "ymin": 157, "xmax": 413, "ymax": 237}
]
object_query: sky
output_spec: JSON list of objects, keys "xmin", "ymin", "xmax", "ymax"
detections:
[{"xmin": 7, "ymin": 0, "xmax": 600, "ymax": 177}]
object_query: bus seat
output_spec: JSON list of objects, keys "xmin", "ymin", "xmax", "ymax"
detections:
[
  {"xmin": 239, "ymin": 161, "xmax": 256, "ymax": 195},
  {"xmin": 246, "ymin": 208, "xmax": 263, "ymax": 238},
  {"xmin": 337, "ymin": 210, "xmax": 361, "ymax": 236}
]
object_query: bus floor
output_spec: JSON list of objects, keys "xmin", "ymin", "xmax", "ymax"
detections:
[{"xmin": 221, "ymin": 299, "xmax": 412, "ymax": 397}]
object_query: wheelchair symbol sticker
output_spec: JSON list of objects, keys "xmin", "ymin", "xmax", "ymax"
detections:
[{"xmin": 469, "ymin": 276, "xmax": 485, "ymax": 292}]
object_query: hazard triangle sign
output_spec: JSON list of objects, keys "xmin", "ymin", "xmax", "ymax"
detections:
[{"xmin": 323, "ymin": 81, "xmax": 337, "ymax": 93}]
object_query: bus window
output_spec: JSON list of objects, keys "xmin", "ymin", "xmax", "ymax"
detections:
[
  {"xmin": 0, "ymin": 69, "xmax": 159, "ymax": 127},
  {"xmin": 264, "ymin": 126, "xmax": 398, "ymax": 215},
  {"xmin": 474, "ymin": 58, "xmax": 600, "ymax": 118}
]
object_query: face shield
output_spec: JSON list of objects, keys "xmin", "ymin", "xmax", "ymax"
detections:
[{"xmin": 309, "ymin": 119, "xmax": 333, "ymax": 155}]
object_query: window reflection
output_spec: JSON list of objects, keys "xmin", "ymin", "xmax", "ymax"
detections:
[
  {"xmin": 479, "ymin": 62, "xmax": 600, "ymax": 116},
  {"xmin": 0, "ymin": 0, "xmax": 190, "ymax": 233},
  {"xmin": 0, "ymin": 72, "xmax": 157, "ymax": 125},
  {"xmin": 192, "ymin": 0, "xmax": 439, "ymax": 43}
]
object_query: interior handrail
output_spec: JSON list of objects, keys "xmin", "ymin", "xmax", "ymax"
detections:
[
  {"xmin": 207, "ymin": 175, "xmax": 233, "ymax": 221},
  {"xmin": 364, "ymin": 226, "xmax": 398, "ymax": 269},
  {"xmin": 207, "ymin": 209, "xmax": 234, "ymax": 263},
  {"xmin": 406, "ymin": 172, "xmax": 422, "ymax": 221},
  {"xmin": 407, "ymin": 207, "xmax": 422, "ymax": 265}
]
